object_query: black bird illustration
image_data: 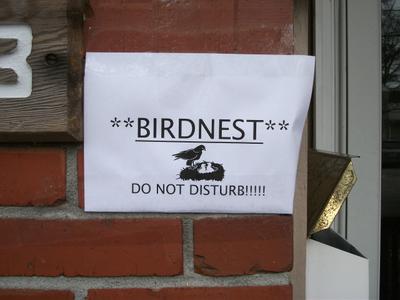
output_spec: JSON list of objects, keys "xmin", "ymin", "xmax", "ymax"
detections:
[{"xmin": 173, "ymin": 145, "xmax": 206, "ymax": 166}]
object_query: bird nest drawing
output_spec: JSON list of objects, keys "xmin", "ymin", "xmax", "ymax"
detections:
[
  {"xmin": 172, "ymin": 145, "xmax": 225, "ymax": 181},
  {"xmin": 179, "ymin": 161, "xmax": 225, "ymax": 181}
]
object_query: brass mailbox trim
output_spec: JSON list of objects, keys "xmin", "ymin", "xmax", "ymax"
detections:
[{"xmin": 310, "ymin": 161, "xmax": 357, "ymax": 235}]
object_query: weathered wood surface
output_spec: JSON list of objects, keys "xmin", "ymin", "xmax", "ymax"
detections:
[
  {"xmin": 0, "ymin": 0, "xmax": 84, "ymax": 142},
  {"xmin": 0, "ymin": 38, "xmax": 18, "ymax": 84},
  {"xmin": 0, "ymin": 38, "xmax": 17, "ymax": 54},
  {"xmin": 0, "ymin": 68, "xmax": 17, "ymax": 84}
]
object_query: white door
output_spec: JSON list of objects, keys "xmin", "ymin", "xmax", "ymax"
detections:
[{"xmin": 314, "ymin": 0, "xmax": 381, "ymax": 298}]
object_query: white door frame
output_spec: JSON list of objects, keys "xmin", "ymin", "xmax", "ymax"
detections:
[
  {"xmin": 314, "ymin": 0, "xmax": 348, "ymax": 236},
  {"xmin": 314, "ymin": 0, "xmax": 381, "ymax": 298}
]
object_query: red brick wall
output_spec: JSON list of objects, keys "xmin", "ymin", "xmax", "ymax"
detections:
[{"xmin": 0, "ymin": 1, "xmax": 296, "ymax": 299}]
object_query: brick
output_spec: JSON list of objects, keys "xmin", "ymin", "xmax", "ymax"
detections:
[
  {"xmin": 0, "ymin": 218, "xmax": 182, "ymax": 276},
  {"xmin": 85, "ymin": 0, "xmax": 293, "ymax": 54},
  {"xmin": 153, "ymin": 0, "xmax": 235, "ymax": 52},
  {"xmin": 85, "ymin": 0, "xmax": 153, "ymax": 52},
  {"xmin": 0, "ymin": 289, "xmax": 74, "ymax": 300},
  {"xmin": 0, "ymin": 148, "xmax": 66, "ymax": 206},
  {"xmin": 236, "ymin": 0, "xmax": 293, "ymax": 54},
  {"xmin": 194, "ymin": 216, "xmax": 293, "ymax": 276},
  {"xmin": 87, "ymin": 286, "xmax": 292, "ymax": 300},
  {"xmin": 77, "ymin": 148, "xmax": 84, "ymax": 208}
]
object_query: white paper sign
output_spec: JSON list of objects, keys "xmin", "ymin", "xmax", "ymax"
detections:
[{"xmin": 84, "ymin": 53, "xmax": 314, "ymax": 213}]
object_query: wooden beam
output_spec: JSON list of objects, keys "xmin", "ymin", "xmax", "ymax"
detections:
[
  {"xmin": 291, "ymin": 0, "xmax": 312, "ymax": 299},
  {"xmin": 0, "ymin": 0, "xmax": 84, "ymax": 142}
]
